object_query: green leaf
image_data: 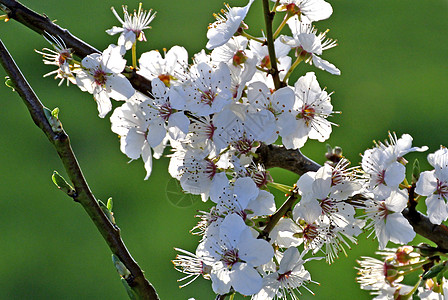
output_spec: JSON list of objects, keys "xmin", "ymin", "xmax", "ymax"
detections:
[
  {"xmin": 51, "ymin": 171, "xmax": 75, "ymax": 196},
  {"xmin": 107, "ymin": 197, "xmax": 113, "ymax": 211},
  {"xmin": 99, "ymin": 199, "xmax": 115, "ymax": 224}
]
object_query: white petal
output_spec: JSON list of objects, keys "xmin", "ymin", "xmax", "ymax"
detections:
[
  {"xmin": 312, "ymin": 56, "xmax": 341, "ymax": 75},
  {"xmin": 141, "ymin": 142, "xmax": 153, "ymax": 180},
  {"xmin": 146, "ymin": 124, "xmax": 166, "ymax": 148},
  {"xmin": 385, "ymin": 189, "xmax": 408, "ymax": 213},
  {"xmin": 106, "ymin": 74, "xmax": 135, "ymax": 100},
  {"xmin": 102, "ymin": 44, "xmax": 126, "ymax": 73},
  {"xmin": 238, "ymin": 229, "xmax": 274, "ymax": 266},
  {"xmin": 426, "ymin": 195, "xmax": 448, "ymax": 225},
  {"xmin": 386, "ymin": 213, "xmax": 416, "ymax": 246},
  {"xmin": 246, "ymin": 190, "xmax": 276, "ymax": 216},
  {"xmin": 211, "ymin": 266, "xmax": 232, "ymax": 295},
  {"xmin": 230, "ymin": 263, "xmax": 263, "ymax": 296},
  {"xmin": 167, "ymin": 112, "xmax": 190, "ymax": 141},
  {"xmin": 94, "ymin": 90, "xmax": 112, "ymax": 118},
  {"xmin": 220, "ymin": 214, "xmax": 247, "ymax": 248},
  {"xmin": 298, "ymin": 33, "xmax": 322, "ymax": 55},
  {"xmin": 278, "ymin": 247, "xmax": 300, "ymax": 274},
  {"xmin": 121, "ymin": 128, "xmax": 145, "ymax": 159},
  {"xmin": 415, "ymin": 171, "xmax": 437, "ymax": 196},
  {"xmin": 384, "ymin": 162, "xmax": 406, "ymax": 187}
]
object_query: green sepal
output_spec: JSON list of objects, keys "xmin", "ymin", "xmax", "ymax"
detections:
[
  {"xmin": 412, "ymin": 159, "xmax": 421, "ymax": 184},
  {"xmin": 4, "ymin": 76, "xmax": 16, "ymax": 91},
  {"xmin": 99, "ymin": 199, "xmax": 116, "ymax": 224},
  {"xmin": 52, "ymin": 171, "xmax": 76, "ymax": 197},
  {"xmin": 422, "ymin": 261, "xmax": 447, "ymax": 281}
]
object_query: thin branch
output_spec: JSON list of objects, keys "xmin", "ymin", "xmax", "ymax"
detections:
[
  {"xmin": 261, "ymin": 0, "xmax": 283, "ymax": 90},
  {"xmin": 0, "ymin": 39, "xmax": 159, "ymax": 300},
  {"xmin": 258, "ymin": 190, "xmax": 299, "ymax": 240},
  {"xmin": 0, "ymin": 0, "xmax": 152, "ymax": 95}
]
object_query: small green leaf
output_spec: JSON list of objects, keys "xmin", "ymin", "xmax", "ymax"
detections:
[
  {"xmin": 107, "ymin": 197, "xmax": 113, "ymax": 211},
  {"xmin": 52, "ymin": 171, "xmax": 75, "ymax": 197},
  {"xmin": 51, "ymin": 107, "xmax": 59, "ymax": 119},
  {"xmin": 99, "ymin": 199, "xmax": 116, "ymax": 224}
]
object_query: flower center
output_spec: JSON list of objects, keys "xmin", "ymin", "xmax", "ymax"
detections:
[
  {"xmin": 277, "ymin": 270, "xmax": 292, "ymax": 282},
  {"xmin": 303, "ymin": 223, "xmax": 318, "ymax": 242},
  {"xmin": 222, "ymin": 249, "xmax": 239, "ymax": 267},
  {"xmin": 436, "ymin": 179, "xmax": 448, "ymax": 199},
  {"xmin": 297, "ymin": 105, "xmax": 315, "ymax": 125},
  {"xmin": 320, "ymin": 197, "xmax": 335, "ymax": 215},
  {"xmin": 93, "ymin": 68, "xmax": 107, "ymax": 86},
  {"xmin": 233, "ymin": 136, "xmax": 254, "ymax": 156},
  {"xmin": 205, "ymin": 160, "xmax": 217, "ymax": 180},
  {"xmin": 158, "ymin": 74, "xmax": 171, "ymax": 86},
  {"xmin": 232, "ymin": 50, "xmax": 247, "ymax": 66},
  {"xmin": 378, "ymin": 201, "xmax": 389, "ymax": 220},
  {"xmin": 200, "ymin": 90, "xmax": 216, "ymax": 106},
  {"xmin": 158, "ymin": 102, "xmax": 173, "ymax": 121}
]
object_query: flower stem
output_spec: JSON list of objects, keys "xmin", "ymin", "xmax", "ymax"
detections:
[
  {"xmin": 282, "ymin": 55, "xmax": 303, "ymax": 83},
  {"xmin": 240, "ymin": 31, "xmax": 265, "ymax": 44},
  {"xmin": 273, "ymin": 13, "xmax": 291, "ymax": 39},
  {"xmin": 132, "ymin": 41, "xmax": 137, "ymax": 69}
]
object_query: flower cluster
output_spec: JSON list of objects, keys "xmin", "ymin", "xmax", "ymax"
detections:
[
  {"xmin": 357, "ymin": 246, "xmax": 448, "ymax": 300},
  {"xmin": 360, "ymin": 133, "xmax": 427, "ymax": 249},
  {"xmin": 35, "ymin": 0, "xmax": 448, "ymax": 299}
]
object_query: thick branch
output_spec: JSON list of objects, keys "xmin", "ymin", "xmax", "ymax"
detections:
[
  {"xmin": 0, "ymin": 0, "xmax": 152, "ymax": 95},
  {"xmin": 255, "ymin": 143, "xmax": 321, "ymax": 176},
  {"xmin": 402, "ymin": 208, "xmax": 448, "ymax": 250},
  {"xmin": 0, "ymin": 39, "xmax": 159, "ymax": 300}
]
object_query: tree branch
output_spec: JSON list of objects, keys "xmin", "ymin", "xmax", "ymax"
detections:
[
  {"xmin": 255, "ymin": 143, "xmax": 321, "ymax": 176},
  {"xmin": 0, "ymin": 0, "xmax": 152, "ymax": 95},
  {"xmin": 0, "ymin": 39, "xmax": 159, "ymax": 300}
]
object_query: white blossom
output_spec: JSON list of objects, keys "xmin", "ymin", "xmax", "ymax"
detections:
[
  {"xmin": 106, "ymin": 3, "xmax": 156, "ymax": 50},
  {"xmin": 76, "ymin": 44, "xmax": 135, "ymax": 118}
]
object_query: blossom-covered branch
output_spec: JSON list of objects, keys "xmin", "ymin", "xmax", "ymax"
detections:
[
  {"xmin": 0, "ymin": 39, "xmax": 159, "ymax": 300},
  {"xmin": 0, "ymin": 0, "xmax": 153, "ymax": 96}
]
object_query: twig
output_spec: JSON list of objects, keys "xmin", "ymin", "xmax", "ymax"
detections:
[
  {"xmin": 258, "ymin": 190, "xmax": 299, "ymax": 240},
  {"xmin": 0, "ymin": 39, "xmax": 159, "ymax": 300},
  {"xmin": 261, "ymin": 0, "xmax": 283, "ymax": 90}
]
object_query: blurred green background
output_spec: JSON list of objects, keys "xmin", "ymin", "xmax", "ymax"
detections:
[{"xmin": 0, "ymin": 0, "xmax": 447, "ymax": 299}]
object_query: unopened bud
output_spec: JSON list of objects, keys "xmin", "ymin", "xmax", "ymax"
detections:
[{"xmin": 412, "ymin": 159, "xmax": 421, "ymax": 184}]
